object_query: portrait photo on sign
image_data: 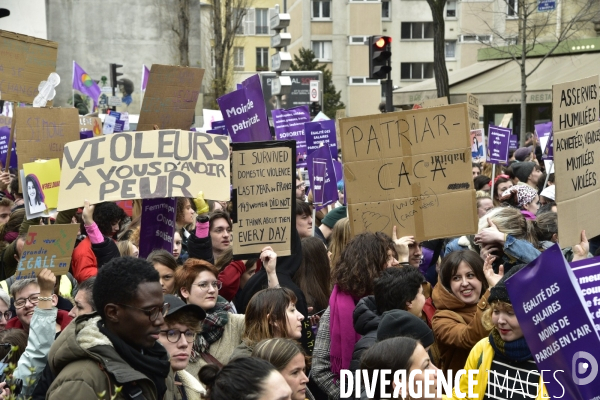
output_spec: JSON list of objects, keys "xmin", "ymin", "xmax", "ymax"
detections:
[
  {"xmin": 21, "ymin": 159, "xmax": 61, "ymax": 220},
  {"xmin": 470, "ymin": 129, "xmax": 485, "ymax": 163}
]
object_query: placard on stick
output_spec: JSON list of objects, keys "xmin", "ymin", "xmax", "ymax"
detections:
[
  {"xmin": 138, "ymin": 65, "xmax": 205, "ymax": 131},
  {"xmin": 231, "ymin": 140, "xmax": 295, "ymax": 258},
  {"xmin": 339, "ymin": 104, "xmax": 478, "ymax": 240},
  {"xmin": 57, "ymin": 130, "xmax": 230, "ymax": 210},
  {"xmin": 15, "ymin": 224, "xmax": 79, "ymax": 279},
  {"xmin": 466, "ymin": 93, "xmax": 479, "ymax": 131},
  {"xmin": 0, "ymin": 30, "xmax": 59, "ymax": 104}
]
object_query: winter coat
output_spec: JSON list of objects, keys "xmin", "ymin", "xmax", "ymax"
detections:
[
  {"xmin": 431, "ymin": 282, "xmax": 491, "ymax": 375},
  {"xmin": 46, "ymin": 313, "xmax": 178, "ymax": 400},
  {"xmin": 349, "ymin": 296, "xmax": 380, "ymax": 372},
  {"xmin": 175, "ymin": 370, "xmax": 205, "ymax": 400}
]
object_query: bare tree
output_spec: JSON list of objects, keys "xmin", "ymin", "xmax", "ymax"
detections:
[
  {"xmin": 465, "ymin": 0, "xmax": 600, "ymax": 140},
  {"xmin": 177, "ymin": 0, "xmax": 191, "ymax": 66},
  {"xmin": 426, "ymin": 0, "xmax": 451, "ymax": 101}
]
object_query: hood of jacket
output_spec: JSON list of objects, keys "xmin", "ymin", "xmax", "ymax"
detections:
[
  {"xmin": 353, "ymin": 296, "xmax": 381, "ymax": 336},
  {"xmin": 432, "ymin": 279, "xmax": 477, "ymax": 314},
  {"xmin": 6, "ymin": 309, "xmax": 72, "ymax": 331}
]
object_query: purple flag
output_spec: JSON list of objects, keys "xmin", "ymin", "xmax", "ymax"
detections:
[
  {"xmin": 72, "ymin": 61, "xmax": 101, "ymax": 109},
  {"xmin": 306, "ymin": 145, "xmax": 337, "ymax": 211},
  {"xmin": 486, "ymin": 125, "xmax": 511, "ymax": 164},
  {"xmin": 536, "ymin": 121, "xmax": 554, "ymax": 161},
  {"xmin": 272, "ymin": 106, "xmax": 310, "ymax": 168},
  {"xmin": 0, "ymin": 127, "xmax": 17, "ymax": 169},
  {"xmin": 217, "ymin": 74, "xmax": 271, "ymax": 143},
  {"xmin": 305, "ymin": 119, "xmax": 338, "ymax": 159},
  {"xmin": 505, "ymin": 244, "xmax": 600, "ymax": 399},
  {"xmin": 142, "ymin": 65, "xmax": 150, "ymax": 92},
  {"xmin": 419, "ymin": 247, "xmax": 434, "ymax": 275},
  {"xmin": 570, "ymin": 256, "xmax": 600, "ymax": 330},
  {"xmin": 207, "ymin": 120, "xmax": 228, "ymax": 136},
  {"xmin": 509, "ymin": 134, "xmax": 518, "ymax": 150},
  {"xmin": 139, "ymin": 197, "xmax": 177, "ymax": 259},
  {"xmin": 333, "ymin": 160, "xmax": 345, "ymax": 205}
]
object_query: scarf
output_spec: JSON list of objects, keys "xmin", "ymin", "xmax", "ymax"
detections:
[
  {"xmin": 489, "ymin": 328, "xmax": 533, "ymax": 362},
  {"xmin": 329, "ymin": 284, "xmax": 361, "ymax": 380},
  {"xmin": 99, "ymin": 323, "xmax": 171, "ymax": 399},
  {"xmin": 191, "ymin": 296, "xmax": 231, "ymax": 361},
  {"xmin": 3, "ymin": 232, "xmax": 17, "ymax": 243}
]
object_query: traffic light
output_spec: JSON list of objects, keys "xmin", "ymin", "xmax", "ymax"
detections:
[
  {"xmin": 368, "ymin": 36, "xmax": 392, "ymax": 80},
  {"xmin": 110, "ymin": 63, "xmax": 123, "ymax": 88},
  {"xmin": 310, "ymin": 102, "xmax": 321, "ymax": 117}
]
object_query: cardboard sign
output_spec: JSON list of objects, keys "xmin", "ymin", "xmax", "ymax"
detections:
[
  {"xmin": 137, "ymin": 65, "xmax": 205, "ymax": 131},
  {"xmin": 231, "ymin": 140, "xmax": 295, "ymax": 258},
  {"xmin": 505, "ymin": 244, "xmax": 600, "ymax": 399},
  {"xmin": 552, "ymin": 75, "xmax": 599, "ymax": 133},
  {"xmin": 470, "ymin": 129, "xmax": 485, "ymax": 163},
  {"xmin": 570, "ymin": 256, "xmax": 600, "ymax": 331},
  {"xmin": 15, "ymin": 224, "xmax": 80, "ymax": 279},
  {"xmin": 12, "ymin": 107, "xmax": 79, "ymax": 191},
  {"xmin": 22, "ymin": 159, "xmax": 61, "ymax": 219},
  {"xmin": 272, "ymin": 106, "xmax": 310, "ymax": 167},
  {"xmin": 305, "ymin": 119, "xmax": 337, "ymax": 160},
  {"xmin": 57, "ymin": 130, "xmax": 230, "ymax": 210},
  {"xmin": 339, "ymin": 104, "xmax": 478, "ymax": 240},
  {"xmin": 466, "ymin": 93, "xmax": 479, "ymax": 131},
  {"xmin": 554, "ymin": 120, "xmax": 600, "ymax": 246},
  {"xmin": 498, "ymin": 113, "xmax": 513, "ymax": 128},
  {"xmin": 139, "ymin": 197, "xmax": 177, "ymax": 259},
  {"xmin": 415, "ymin": 97, "xmax": 449, "ymax": 109},
  {"xmin": 79, "ymin": 116, "xmax": 102, "ymax": 139},
  {"xmin": 0, "ymin": 31, "xmax": 59, "ymax": 104},
  {"xmin": 486, "ymin": 125, "xmax": 511, "ymax": 164}
]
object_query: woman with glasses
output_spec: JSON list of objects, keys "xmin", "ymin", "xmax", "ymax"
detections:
[
  {"xmin": 0, "ymin": 290, "xmax": 11, "ymax": 332},
  {"xmin": 158, "ymin": 295, "xmax": 207, "ymax": 399},
  {"xmin": 175, "ymin": 258, "xmax": 245, "ymax": 377}
]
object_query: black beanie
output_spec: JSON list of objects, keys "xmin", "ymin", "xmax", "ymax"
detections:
[
  {"xmin": 377, "ymin": 310, "xmax": 434, "ymax": 348},
  {"xmin": 511, "ymin": 162, "xmax": 536, "ymax": 184},
  {"xmin": 489, "ymin": 263, "xmax": 528, "ymax": 304}
]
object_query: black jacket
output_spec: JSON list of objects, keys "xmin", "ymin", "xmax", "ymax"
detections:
[{"xmin": 350, "ymin": 296, "xmax": 381, "ymax": 372}]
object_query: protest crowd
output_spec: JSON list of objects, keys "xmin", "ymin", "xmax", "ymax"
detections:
[{"xmin": 0, "ymin": 27, "xmax": 599, "ymax": 400}]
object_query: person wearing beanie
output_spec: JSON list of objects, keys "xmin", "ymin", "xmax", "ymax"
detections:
[
  {"xmin": 513, "ymin": 146, "xmax": 533, "ymax": 162},
  {"xmin": 499, "ymin": 185, "xmax": 539, "ymax": 220},
  {"xmin": 317, "ymin": 206, "xmax": 347, "ymax": 242},
  {"xmin": 377, "ymin": 309, "xmax": 434, "ymax": 346},
  {"xmin": 432, "ymin": 250, "xmax": 503, "ymax": 375},
  {"xmin": 539, "ymin": 185, "xmax": 555, "ymax": 205},
  {"xmin": 511, "ymin": 161, "xmax": 542, "ymax": 189},
  {"xmin": 448, "ymin": 264, "xmax": 549, "ymax": 399}
]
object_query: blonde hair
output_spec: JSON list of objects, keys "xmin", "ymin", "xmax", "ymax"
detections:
[
  {"xmin": 482, "ymin": 301, "xmax": 514, "ymax": 330},
  {"xmin": 117, "ymin": 240, "xmax": 135, "ymax": 257},
  {"xmin": 478, "ymin": 207, "xmax": 538, "ymax": 247},
  {"xmin": 328, "ymin": 217, "xmax": 351, "ymax": 276}
]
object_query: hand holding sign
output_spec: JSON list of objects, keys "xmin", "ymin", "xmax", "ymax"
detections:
[
  {"xmin": 572, "ymin": 230, "xmax": 589, "ymax": 262},
  {"xmin": 38, "ymin": 268, "xmax": 56, "ymax": 297},
  {"xmin": 260, "ymin": 246, "xmax": 279, "ymax": 288},
  {"xmin": 392, "ymin": 226, "xmax": 413, "ymax": 263},
  {"xmin": 82, "ymin": 200, "xmax": 95, "ymax": 226}
]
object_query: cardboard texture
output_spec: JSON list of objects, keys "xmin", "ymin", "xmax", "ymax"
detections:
[
  {"xmin": 22, "ymin": 159, "xmax": 61, "ymax": 219},
  {"xmin": 15, "ymin": 224, "xmax": 79, "ymax": 279},
  {"xmin": 57, "ymin": 129, "xmax": 230, "ymax": 210},
  {"xmin": 467, "ymin": 93, "xmax": 479, "ymax": 131},
  {"xmin": 0, "ymin": 30, "xmax": 59, "ymax": 105},
  {"xmin": 554, "ymin": 120, "xmax": 600, "ymax": 247},
  {"xmin": 137, "ymin": 65, "xmax": 204, "ymax": 131},
  {"xmin": 498, "ymin": 113, "xmax": 512, "ymax": 128},
  {"xmin": 13, "ymin": 107, "xmax": 79, "ymax": 191},
  {"xmin": 339, "ymin": 104, "xmax": 478, "ymax": 240},
  {"xmin": 552, "ymin": 75, "xmax": 599, "ymax": 133},
  {"xmin": 416, "ymin": 97, "xmax": 449, "ymax": 109},
  {"xmin": 231, "ymin": 141, "xmax": 295, "ymax": 257}
]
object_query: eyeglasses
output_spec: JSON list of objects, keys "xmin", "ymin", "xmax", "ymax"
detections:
[
  {"xmin": 160, "ymin": 329, "xmax": 196, "ymax": 343},
  {"xmin": 192, "ymin": 280, "xmax": 222, "ymax": 291},
  {"xmin": 296, "ymin": 183, "xmax": 306, "ymax": 190},
  {"xmin": 0, "ymin": 311, "xmax": 12, "ymax": 321},
  {"xmin": 116, "ymin": 303, "xmax": 170, "ymax": 321},
  {"xmin": 14, "ymin": 294, "xmax": 40, "ymax": 309}
]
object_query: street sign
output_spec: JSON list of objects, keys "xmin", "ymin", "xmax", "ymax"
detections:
[
  {"xmin": 108, "ymin": 96, "xmax": 122, "ymax": 107},
  {"xmin": 260, "ymin": 71, "xmax": 323, "ymax": 114},
  {"xmin": 309, "ymin": 80, "xmax": 319, "ymax": 102},
  {"xmin": 271, "ymin": 52, "xmax": 292, "ymax": 72},
  {"xmin": 101, "ymin": 86, "xmax": 113, "ymax": 93},
  {"xmin": 538, "ymin": 0, "xmax": 556, "ymax": 11},
  {"xmin": 271, "ymin": 32, "xmax": 292, "ymax": 49}
]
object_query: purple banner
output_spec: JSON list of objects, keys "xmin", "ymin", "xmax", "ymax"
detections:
[
  {"xmin": 0, "ymin": 127, "xmax": 17, "ymax": 169},
  {"xmin": 419, "ymin": 247, "xmax": 434, "ymax": 275},
  {"xmin": 536, "ymin": 121, "xmax": 554, "ymax": 161},
  {"xmin": 333, "ymin": 160, "xmax": 344, "ymax": 205},
  {"xmin": 217, "ymin": 74, "xmax": 271, "ymax": 143},
  {"xmin": 509, "ymin": 134, "xmax": 518, "ymax": 150},
  {"xmin": 312, "ymin": 159, "xmax": 327, "ymax": 205},
  {"xmin": 272, "ymin": 106, "xmax": 310, "ymax": 168},
  {"xmin": 305, "ymin": 120, "xmax": 337, "ymax": 160},
  {"xmin": 306, "ymin": 145, "xmax": 337, "ymax": 211},
  {"xmin": 486, "ymin": 125, "xmax": 511, "ymax": 164},
  {"xmin": 207, "ymin": 120, "xmax": 228, "ymax": 136},
  {"xmin": 570, "ymin": 256, "xmax": 600, "ymax": 331},
  {"xmin": 505, "ymin": 244, "xmax": 600, "ymax": 399},
  {"xmin": 139, "ymin": 197, "xmax": 177, "ymax": 259}
]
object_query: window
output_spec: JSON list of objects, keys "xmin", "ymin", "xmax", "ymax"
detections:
[
  {"xmin": 256, "ymin": 47, "xmax": 269, "ymax": 70},
  {"xmin": 382, "ymin": 0, "xmax": 391, "ymax": 20},
  {"xmin": 400, "ymin": 22, "xmax": 434, "ymax": 40},
  {"xmin": 256, "ymin": 9, "xmax": 269, "ymax": 34},
  {"xmin": 232, "ymin": 8, "xmax": 246, "ymax": 34},
  {"xmin": 349, "ymin": 36, "xmax": 368, "ymax": 45},
  {"xmin": 312, "ymin": 0, "xmax": 331, "ymax": 19},
  {"xmin": 234, "ymin": 47, "xmax": 244, "ymax": 67},
  {"xmin": 507, "ymin": 0, "xmax": 517, "ymax": 17},
  {"xmin": 445, "ymin": 41, "xmax": 456, "ymax": 58},
  {"xmin": 400, "ymin": 63, "xmax": 434, "ymax": 80},
  {"xmin": 459, "ymin": 34, "xmax": 492, "ymax": 43},
  {"xmin": 348, "ymin": 77, "xmax": 380, "ymax": 85},
  {"xmin": 312, "ymin": 41, "xmax": 332, "ymax": 61},
  {"xmin": 446, "ymin": 0, "xmax": 457, "ymax": 18}
]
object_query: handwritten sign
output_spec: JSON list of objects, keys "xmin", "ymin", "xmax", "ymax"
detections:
[
  {"xmin": 415, "ymin": 97, "xmax": 449, "ymax": 109},
  {"xmin": 231, "ymin": 141, "xmax": 295, "ymax": 257},
  {"xmin": 467, "ymin": 93, "xmax": 479, "ymax": 131},
  {"xmin": 15, "ymin": 224, "xmax": 79, "ymax": 279},
  {"xmin": 57, "ymin": 130, "xmax": 230, "ymax": 210},
  {"xmin": 139, "ymin": 197, "xmax": 177, "ymax": 259},
  {"xmin": 12, "ymin": 107, "xmax": 79, "ymax": 191},
  {"xmin": 0, "ymin": 30, "xmax": 59, "ymax": 104},
  {"xmin": 552, "ymin": 75, "xmax": 599, "ymax": 133},
  {"xmin": 339, "ymin": 104, "xmax": 478, "ymax": 240},
  {"xmin": 554, "ymin": 120, "xmax": 600, "ymax": 246},
  {"xmin": 486, "ymin": 125, "xmax": 511, "ymax": 164},
  {"xmin": 137, "ymin": 65, "xmax": 204, "ymax": 130},
  {"xmin": 506, "ymin": 244, "xmax": 600, "ymax": 399}
]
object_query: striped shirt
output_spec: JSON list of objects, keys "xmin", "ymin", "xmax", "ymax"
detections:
[{"xmin": 484, "ymin": 358, "xmax": 540, "ymax": 400}]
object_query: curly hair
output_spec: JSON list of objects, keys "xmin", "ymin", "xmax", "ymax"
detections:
[
  {"xmin": 243, "ymin": 287, "xmax": 298, "ymax": 347},
  {"xmin": 93, "ymin": 257, "xmax": 159, "ymax": 319},
  {"xmin": 93, "ymin": 202, "xmax": 127, "ymax": 236},
  {"xmin": 333, "ymin": 232, "xmax": 390, "ymax": 297},
  {"xmin": 176, "ymin": 198, "xmax": 196, "ymax": 226}
]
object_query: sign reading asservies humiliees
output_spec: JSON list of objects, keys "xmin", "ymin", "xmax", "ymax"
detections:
[{"xmin": 339, "ymin": 103, "xmax": 478, "ymax": 241}]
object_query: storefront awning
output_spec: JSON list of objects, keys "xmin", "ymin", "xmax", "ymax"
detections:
[{"xmin": 393, "ymin": 52, "xmax": 600, "ymax": 106}]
